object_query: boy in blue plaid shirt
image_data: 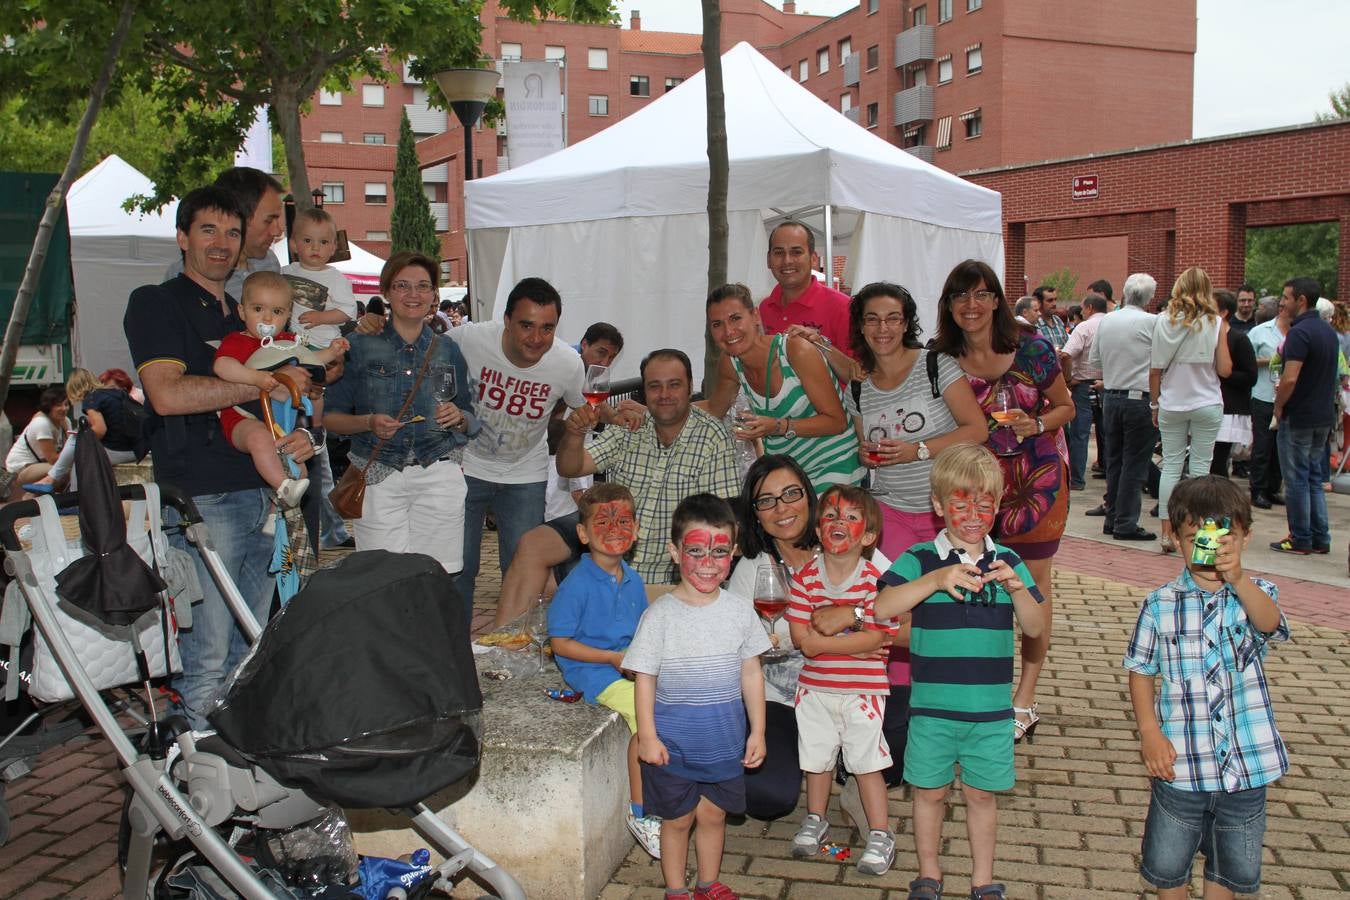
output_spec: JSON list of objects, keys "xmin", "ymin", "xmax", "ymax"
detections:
[{"xmin": 1123, "ymin": 476, "xmax": 1288, "ymax": 899}]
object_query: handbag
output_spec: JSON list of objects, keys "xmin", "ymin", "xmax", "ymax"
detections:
[{"xmin": 330, "ymin": 337, "xmax": 439, "ymax": 520}]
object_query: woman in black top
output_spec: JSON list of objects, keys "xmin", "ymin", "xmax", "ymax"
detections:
[{"xmin": 1210, "ymin": 290, "xmax": 1258, "ymax": 477}]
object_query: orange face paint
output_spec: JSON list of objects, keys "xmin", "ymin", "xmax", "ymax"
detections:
[
  {"xmin": 679, "ymin": 527, "xmax": 734, "ymax": 593},
  {"xmin": 943, "ymin": 489, "xmax": 997, "ymax": 546},
  {"xmin": 587, "ymin": 501, "xmax": 637, "ymax": 556},
  {"xmin": 817, "ymin": 497, "xmax": 867, "ymax": 555}
]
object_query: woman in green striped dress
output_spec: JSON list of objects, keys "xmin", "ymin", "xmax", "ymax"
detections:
[{"xmin": 703, "ymin": 283, "xmax": 863, "ymax": 490}]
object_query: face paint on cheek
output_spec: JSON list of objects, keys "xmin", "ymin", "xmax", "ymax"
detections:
[
  {"xmin": 944, "ymin": 490, "xmax": 996, "ymax": 536},
  {"xmin": 817, "ymin": 499, "xmax": 867, "ymax": 554},
  {"xmin": 679, "ymin": 529, "xmax": 734, "ymax": 592},
  {"xmin": 592, "ymin": 502, "xmax": 637, "ymax": 554}
]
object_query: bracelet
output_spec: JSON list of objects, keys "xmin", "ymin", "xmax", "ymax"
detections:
[{"xmin": 1035, "ymin": 416, "xmax": 1045, "ymax": 435}]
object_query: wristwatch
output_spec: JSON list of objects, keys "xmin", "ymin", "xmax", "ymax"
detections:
[
  {"xmin": 851, "ymin": 604, "xmax": 865, "ymax": 630},
  {"xmin": 1035, "ymin": 416, "xmax": 1045, "ymax": 435},
  {"xmin": 916, "ymin": 440, "xmax": 930, "ymax": 461},
  {"xmin": 782, "ymin": 417, "xmax": 797, "ymax": 440}
]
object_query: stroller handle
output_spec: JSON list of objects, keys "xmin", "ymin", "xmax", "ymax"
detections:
[{"xmin": 0, "ymin": 482, "xmax": 200, "ymax": 552}]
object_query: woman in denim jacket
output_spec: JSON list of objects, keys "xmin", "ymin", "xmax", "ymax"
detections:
[{"xmin": 325, "ymin": 251, "xmax": 479, "ymax": 576}]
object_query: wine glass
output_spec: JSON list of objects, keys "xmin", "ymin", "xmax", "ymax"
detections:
[
  {"xmin": 528, "ymin": 595, "xmax": 551, "ymax": 672},
  {"xmin": 431, "ymin": 368, "xmax": 457, "ymax": 431},
  {"xmin": 863, "ymin": 413, "xmax": 890, "ymax": 495},
  {"xmin": 991, "ymin": 384, "xmax": 1017, "ymax": 429},
  {"xmin": 584, "ymin": 364, "xmax": 611, "ymax": 408},
  {"xmin": 752, "ymin": 563, "xmax": 791, "ymax": 657}
]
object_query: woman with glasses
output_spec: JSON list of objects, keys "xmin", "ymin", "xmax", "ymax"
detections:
[
  {"xmin": 703, "ymin": 283, "xmax": 863, "ymax": 491},
  {"xmin": 324, "ymin": 251, "xmax": 479, "ymax": 576},
  {"xmin": 931, "ymin": 259, "xmax": 1075, "ymax": 744}
]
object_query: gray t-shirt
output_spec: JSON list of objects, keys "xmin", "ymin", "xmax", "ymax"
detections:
[{"xmin": 853, "ymin": 352, "xmax": 962, "ymax": 512}]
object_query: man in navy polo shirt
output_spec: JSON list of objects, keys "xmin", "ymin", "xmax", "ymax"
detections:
[
  {"xmin": 1270, "ymin": 276, "xmax": 1338, "ymax": 555},
  {"xmin": 124, "ymin": 185, "xmax": 315, "ymax": 728}
]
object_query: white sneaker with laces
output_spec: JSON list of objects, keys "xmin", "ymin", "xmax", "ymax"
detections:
[
  {"xmin": 626, "ymin": 813, "xmax": 661, "ymax": 859},
  {"xmin": 791, "ymin": 813, "xmax": 829, "ymax": 858},
  {"xmin": 856, "ymin": 829, "xmax": 895, "ymax": 876},
  {"xmin": 277, "ymin": 476, "xmax": 310, "ymax": 508}
]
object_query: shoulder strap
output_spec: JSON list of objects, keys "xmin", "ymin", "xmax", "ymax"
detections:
[
  {"xmin": 926, "ymin": 349, "xmax": 940, "ymax": 399},
  {"xmin": 363, "ymin": 334, "xmax": 439, "ymax": 463}
]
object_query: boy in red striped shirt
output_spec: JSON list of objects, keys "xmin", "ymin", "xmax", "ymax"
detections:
[{"xmin": 784, "ymin": 485, "xmax": 898, "ymax": 876}]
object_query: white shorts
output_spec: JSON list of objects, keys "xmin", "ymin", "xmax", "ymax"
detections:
[
  {"xmin": 794, "ymin": 688, "xmax": 890, "ymax": 775},
  {"xmin": 353, "ymin": 458, "xmax": 467, "ymax": 574}
]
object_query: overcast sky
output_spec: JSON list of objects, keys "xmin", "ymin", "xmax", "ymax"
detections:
[{"xmin": 612, "ymin": 0, "xmax": 1350, "ymax": 138}]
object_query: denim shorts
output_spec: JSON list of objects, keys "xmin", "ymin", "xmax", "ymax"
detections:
[{"xmin": 1140, "ymin": 778, "xmax": 1267, "ymax": 893}]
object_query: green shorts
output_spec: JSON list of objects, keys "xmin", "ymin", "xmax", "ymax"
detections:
[
  {"xmin": 596, "ymin": 679, "xmax": 637, "ymax": 734},
  {"xmin": 903, "ymin": 715, "xmax": 1014, "ymax": 792}
]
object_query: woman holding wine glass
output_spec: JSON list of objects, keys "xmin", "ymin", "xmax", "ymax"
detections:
[
  {"xmin": 324, "ymin": 251, "xmax": 479, "ymax": 575},
  {"xmin": 931, "ymin": 259, "xmax": 1075, "ymax": 744}
]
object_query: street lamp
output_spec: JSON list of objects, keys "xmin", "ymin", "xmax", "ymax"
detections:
[{"xmin": 433, "ymin": 67, "xmax": 501, "ymax": 185}]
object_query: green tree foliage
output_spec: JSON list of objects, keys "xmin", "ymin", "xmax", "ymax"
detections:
[
  {"xmin": 1244, "ymin": 223, "xmax": 1339, "ymax": 300},
  {"xmin": 391, "ymin": 110, "xmax": 440, "ymax": 260},
  {"xmin": 1313, "ymin": 82, "xmax": 1350, "ymax": 122},
  {"xmin": 1037, "ymin": 266, "xmax": 1080, "ymax": 302}
]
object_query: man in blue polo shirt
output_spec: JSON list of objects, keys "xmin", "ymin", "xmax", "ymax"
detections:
[{"xmin": 1270, "ymin": 276, "xmax": 1338, "ymax": 555}]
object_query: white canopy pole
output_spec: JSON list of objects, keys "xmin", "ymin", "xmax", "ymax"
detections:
[{"xmin": 823, "ymin": 204, "xmax": 834, "ymax": 289}]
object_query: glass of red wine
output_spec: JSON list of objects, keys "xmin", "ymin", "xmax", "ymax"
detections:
[
  {"xmin": 863, "ymin": 412, "xmax": 890, "ymax": 495},
  {"xmin": 752, "ymin": 563, "xmax": 791, "ymax": 657},
  {"xmin": 583, "ymin": 364, "xmax": 611, "ymax": 408}
]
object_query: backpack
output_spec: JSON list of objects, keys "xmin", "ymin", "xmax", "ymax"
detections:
[{"xmin": 88, "ymin": 388, "xmax": 149, "ymax": 459}]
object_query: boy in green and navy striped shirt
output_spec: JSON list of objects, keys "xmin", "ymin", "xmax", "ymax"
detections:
[{"xmin": 871, "ymin": 444, "xmax": 1046, "ymax": 900}]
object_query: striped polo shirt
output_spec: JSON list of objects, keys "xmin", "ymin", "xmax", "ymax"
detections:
[
  {"xmin": 879, "ymin": 532, "xmax": 1043, "ymax": 721},
  {"xmin": 785, "ymin": 556, "xmax": 893, "ymax": 695}
]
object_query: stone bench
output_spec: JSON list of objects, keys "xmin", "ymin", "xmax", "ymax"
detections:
[{"xmin": 347, "ymin": 668, "xmax": 632, "ymax": 899}]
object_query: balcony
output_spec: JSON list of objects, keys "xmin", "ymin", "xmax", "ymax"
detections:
[
  {"xmin": 904, "ymin": 145, "xmax": 935, "ymax": 164},
  {"xmin": 893, "ymin": 84, "xmax": 934, "ymax": 125},
  {"xmin": 497, "ymin": 155, "xmax": 510, "ymax": 173},
  {"xmin": 421, "ymin": 163, "xmax": 448, "ymax": 184},
  {"xmin": 404, "ymin": 102, "xmax": 446, "ymax": 135},
  {"xmin": 429, "ymin": 201, "xmax": 450, "ymax": 233},
  {"xmin": 844, "ymin": 107, "xmax": 860, "ymax": 125},
  {"xmin": 894, "ymin": 25, "xmax": 936, "ymax": 68},
  {"xmin": 843, "ymin": 52, "xmax": 860, "ymax": 86}
]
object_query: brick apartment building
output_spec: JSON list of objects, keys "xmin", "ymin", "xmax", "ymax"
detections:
[{"xmin": 300, "ymin": 0, "xmax": 1195, "ymax": 286}]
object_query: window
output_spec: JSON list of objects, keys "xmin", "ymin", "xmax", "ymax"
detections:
[
  {"xmin": 423, "ymin": 184, "xmax": 436, "ymax": 201},
  {"xmin": 817, "ymin": 48, "xmax": 829, "ymax": 74},
  {"xmin": 904, "ymin": 125, "xmax": 926, "ymax": 148},
  {"xmin": 365, "ymin": 231, "xmax": 388, "ymax": 241},
  {"xmin": 321, "ymin": 182, "xmax": 344, "ymax": 204},
  {"xmin": 839, "ymin": 39, "xmax": 852, "ymax": 65},
  {"xmin": 361, "ymin": 84, "xmax": 384, "ymax": 107},
  {"xmin": 867, "ymin": 0, "xmax": 879, "ymax": 12},
  {"xmin": 319, "ymin": 132, "xmax": 342, "ymax": 143},
  {"xmin": 909, "ymin": 66, "xmax": 928, "ymax": 88},
  {"xmin": 913, "ymin": 5, "xmax": 928, "ymax": 25},
  {"xmin": 938, "ymin": 0, "xmax": 952, "ymax": 22},
  {"xmin": 783, "ymin": 66, "xmax": 792, "ymax": 76},
  {"xmin": 364, "ymin": 182, "xmax": 387, "ymax": 204},
  {"xmin": 588, "ymin": 94, "xmax": 609, "ymax": 116},
  {"xmin": 938, "ymin": 55, "xmax": 953, "ymax": 83},
  {"xmin": 665, "ymin": 77, "xmax": 683, "ymax": 92},
  {"xmin": 545, "ymin": 45, "xmax": 565, "ymax": 66},
  {"xmin": 967, "ymin": 0, "xmax": 982, "ymax": 9},
  {"xmin": 363, "ymin": 133, "xmax": 385, "ymax": 145},
  {"xmin": 798, "ymin": 60, "xmax": 808, "ymax": 82},
  {"xmin": 587, "ymin": 48, "xmax": 608, "ymax": 70},
  {"xmin": 967, "ymin": 44, "xmax": 982, "ymax": 74},
  {"xmin": 319, "ymin": 89, "xmax": 342, "ymax": 106},
  {"xmin": 500, "ymin": 42, "xmax": 522, "ymax": 61},
  {"xmin": 865, "ymin": 45, "xmax": 879, "ymax": 71},
  {"xmin": 630, "ymin": 75, "xmax": 650, "ymax": 97},
  {"xmin": 866, "ymin": 102, "xmax": 878, "ymax": 128},
  {"xmin": 936, "ymin": 115, "xmax": 953, "ymax": 149},
  {"xmin": 841, "ymin": 94, "xmax": 853, "ymax": 114},
  {"xmin": 961, "ymin": 108, "xmax": 982, "ymax": 138}
]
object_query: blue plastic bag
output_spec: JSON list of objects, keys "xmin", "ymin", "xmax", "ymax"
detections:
[{"xmin": 356, "ymin": 850, "xmax": 434, "ymax": 900}]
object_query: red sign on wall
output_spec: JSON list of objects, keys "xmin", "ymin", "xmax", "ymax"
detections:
[{"xmin": 1072, "ymin": 174, "xmax": 1099, "ymax": 200}]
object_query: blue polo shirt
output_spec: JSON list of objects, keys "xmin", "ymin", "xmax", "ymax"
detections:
[
  {"xmin": 547, "ymin": 554, "xmax": 648, "ymax": 703},
  {"xmin": 1281, "ymin": 310, "xmax": 1339, "ymax": 428}
]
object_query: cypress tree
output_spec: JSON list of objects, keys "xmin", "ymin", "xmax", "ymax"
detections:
[{"xmin": 390, "ymin": 109, "xmax": 440, "ymax": 260}]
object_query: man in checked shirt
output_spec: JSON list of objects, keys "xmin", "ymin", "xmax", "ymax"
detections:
[{"xmin": 1123, "ymin": 475, "xmax": 1288, "ymax": 899}]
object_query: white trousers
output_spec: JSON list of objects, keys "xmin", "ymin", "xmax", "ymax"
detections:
[{"xmin": 354, "ymin": 459, "xmax": 467, "ymax": 574}]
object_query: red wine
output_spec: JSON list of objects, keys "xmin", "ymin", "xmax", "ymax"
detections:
[
  {"xmin": 754, "ymin": 598, "xmax": 789, "ymax": 619},
  {"xmin": 583, "ymin": 390, "xmax": 610, "ymax": 407},
  {"xmin": 867, "ymin": 450, "xmax": 883, "ymax": 463}
]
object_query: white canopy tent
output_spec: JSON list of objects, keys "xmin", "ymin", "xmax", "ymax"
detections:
[{"xmin": 465, "ymin": 41, "xmax": 1003, "ymax": 380}]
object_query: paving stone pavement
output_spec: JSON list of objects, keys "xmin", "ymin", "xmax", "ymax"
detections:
[{"xmin": 3, "ymin": 533, "xmax": 1349, "ymax": 898}]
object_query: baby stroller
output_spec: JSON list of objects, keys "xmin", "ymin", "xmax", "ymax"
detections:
[{"xmin": 1, "ymin": 452, "xmax": 524, "ymax": 898}]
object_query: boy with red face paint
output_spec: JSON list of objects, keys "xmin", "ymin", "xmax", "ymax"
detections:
[
  {"xmin": 546, "ymin": 483, "xmax": 660, "ymax": 858},
  {"xmin": 784, "ymin": 484, "xmax": 898, "ymax": 875},
  {"xmin": 865, "ymin": 443, "xmax": 1046, "ymax": 900},
  {"xmin": 623, "ymin": 494, "xmax": 771, "ymax": 900}
]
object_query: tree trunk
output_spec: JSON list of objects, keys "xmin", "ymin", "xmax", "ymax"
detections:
[
  {"xmin": 0, "ymin": 0, "xmax": 136, "ymax": 409},
  {"xmin": 273, "ymin": 87, "xmax": 312, "ymax": 211},
  {"xmin": 701, "ymin": 0, "xmax": 729, "ymax": 395}
]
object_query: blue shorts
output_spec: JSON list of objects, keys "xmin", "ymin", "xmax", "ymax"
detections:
[
  {"xmin": 639, "ymin": 761, "xmax": 745, "ymax": 819},
  {"xmin": 1140, "ymin": 779, "xmax": 1267, "ymax": 893}
]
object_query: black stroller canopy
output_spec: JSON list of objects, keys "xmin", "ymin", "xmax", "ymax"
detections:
[{"xmin": 210, "ymin": 550, "xmax": 482, "ymax": 809}]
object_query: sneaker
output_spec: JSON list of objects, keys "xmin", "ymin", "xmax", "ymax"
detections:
[
  {"xmin": 692, "ymin": 882, "xmax": 739, "ymax": 900},
  {"xmin": 1312, "ymin": 544, "xmax": 1331, "ymax": 554},
  {"xmin": 1269, "ymin": 537, "xmax": 1311, "ymax": 555},
  {"xmin": 626, "ymin": 813, "xmax": 662, "ymax": 859},
  {"xmin": 790, "ymin": 813, "xmax": 829, "ymax": 858},
  {"xmin": 855, "ymin": 829, "xmax": 895, "ymax": 876},
  {"xmin": 277, "ymin": 476, "xmax": 310, "ymax": 508}
]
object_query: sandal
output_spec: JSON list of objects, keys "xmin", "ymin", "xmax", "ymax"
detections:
[
  {"xmin": 907, "ymin": 877, "xmax": 944, "ymax": 899},
  {"xmin": 1159, "ymin": 534, "xmax": 1176, "ymax": 554},
  {"xmin": 969, "ymin": 884, "xmax": 1007, "ymax": 899},
  {"xmin": 1013, "ymin": 703, "xmax": 1040, "ymax": 744}
]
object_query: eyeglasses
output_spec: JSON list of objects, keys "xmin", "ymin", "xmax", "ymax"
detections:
[
  {"xmin": 862, "ymin": 313, "xmax": 906, "ymax": 329},
  {"xmin": 950, "ymin": 290, "xmax": 996, "ymax": 305},
  {"xmin": 752, "ymin": 485, "xmax": 807, "ymax": 511},
  {"xmin": 391, "ymin": 280, "xmax": 435, "ymax": 294}
]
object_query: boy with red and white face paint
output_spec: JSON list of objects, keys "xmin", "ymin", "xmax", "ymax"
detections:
[
  {"xmin": 546, "ymin": 483, "xmax": 660, "ymax": 858},
  {"xmin": 867, "ymin": 443, "xmax": 1047, "ymax": 900},
  {"xmin": 622, "ymin": 494, "xmax": 771, "ymax": 900},
  {"xmin": 784, "ymin": 485, "xmax": 899, "ymax": 876}
]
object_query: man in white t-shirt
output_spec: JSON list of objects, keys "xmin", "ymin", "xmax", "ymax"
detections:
[{"xmin": 449, "ymin": 277, "xmax": 587, "ymax": 610}]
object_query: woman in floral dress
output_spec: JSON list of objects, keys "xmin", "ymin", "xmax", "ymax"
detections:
[{"xmin": 930, "ymin": 259, "xmax": 1076, "ymax": 743}]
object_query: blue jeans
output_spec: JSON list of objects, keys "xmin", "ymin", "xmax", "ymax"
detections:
[
  {"xmin": 1102, "ymin": 393, "xmax": 1155, "ymax": 534},
  {"xmin": 1276, "ymin": 422, "xmax": 1332, "ymax": 549},
  {"xmin": 167, "ymin": 487, "xmax": 276, "ymax": 730},
  {"xmin": 1068, "ymin": 381, "xmax": 1094, "ymax": 488},
  {"xmin": 1140, "ymin": 779, "xmax": 1266, "ymax": 893},
  {"xmin": 454, "ymin": 476, "xmax": 546, "ymax": 625},
  {"xmin": 315, "ymin": 445, "xmax": 351, "ymax": 548}
]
